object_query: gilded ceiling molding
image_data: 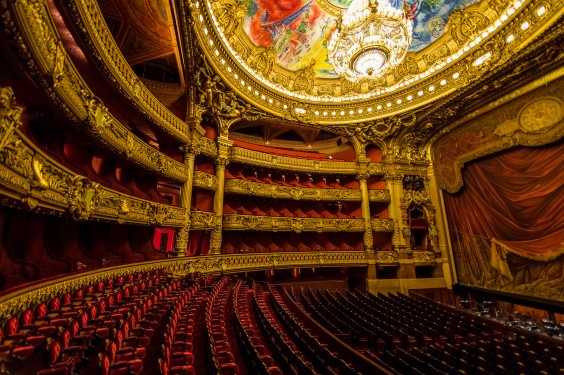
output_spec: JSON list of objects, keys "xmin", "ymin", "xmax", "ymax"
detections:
[
  {"xmin": 193, "ymin": 171, "xmax": 218, "ymax": 191},
  {"xmin": 185, "ymin": 0, "xmax": 560, "ymax": 125},
  {"xmin": 190, "ymin": 210, "xmax": 218, "ymax": 230},
  {"xmin": 433, "ymin": 77, "xmax": 564, "ymax": 193},
  {"xmin": 61, "ymin": 0, "xmax": 191, "ymax": 142},
  {"xmin": 0, "ymin": 1, "xmax": 189, "ymax": 183},
  {"xmin": 222, "ymin": 215, "xmax": 371, "ymax": 233},
  {"xmin": 0, "ymin": 250, "xmax": 367, "ymax": 322},
  {"xmin": 0, "ymin": 86, "xmax": 186, "ymax": 226}
]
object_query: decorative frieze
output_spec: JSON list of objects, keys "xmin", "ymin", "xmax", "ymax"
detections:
[
  {"xmin": 189, "ymin": 211, "xmax": 218, "ymax": 230},
  {"xmin": 222, "ymin": 215, "xmax": 366, "ymax": 233},
  {"xmin": 370, "ymin": 218, "xmax": 396, "ymax": 232},
  {"xmin": 375, "ymin": 251, "xmax": 399, "ymax": 264},
  {"xmin": 193, "ymin": 171, "xmax": 218, "ymax": 191}
]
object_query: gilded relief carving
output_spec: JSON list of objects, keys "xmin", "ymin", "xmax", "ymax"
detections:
[
  {"xmin": 190, "ymin": 211, "xmax": 218, "ymax": 230},
  {"xmin": 222, "ymin": 215, "xmax": 368, "ymax": 233},
  {"xmin": 193, "ymin": 171, "xmax": 218, "ymax": 191},
  {"xmin": 375, "ymin": 251, "xmax": 399, "ymax": 264},
  {"xmin": 1, "ymin": 1, "xmax": 189, "ymax": 183}
]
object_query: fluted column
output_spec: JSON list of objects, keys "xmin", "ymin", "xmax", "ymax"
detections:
[{"xmin": 174, "ymin": 145, "xmax": 198, "ymax": 256}]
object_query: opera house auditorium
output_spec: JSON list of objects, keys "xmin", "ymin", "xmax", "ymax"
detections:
[{"xmin": 0, "ymin": 0, "xmax": 562, "ymax": 374}]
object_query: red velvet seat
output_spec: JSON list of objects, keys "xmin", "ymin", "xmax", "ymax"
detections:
[{"xmin": 158, "ymin": 358, "xmax": 195, "ymax": 375}]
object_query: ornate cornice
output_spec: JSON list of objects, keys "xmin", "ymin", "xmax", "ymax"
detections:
[
  {"xmin": 0, "ymin": 251, "xmax": 367, "ymax": 322},
  {"xmin": 61, "ymin": 0, "xmax": 190, "ymax": 142},
  {"xmin": 0, "ymin": 87, "xmax": 186, "ymax": 226},
  {"xmin": 193, "ymin": 171, "xmax": 217, "ymax": 191},
  {"xmin": 370, "ymin": 219, "xmax": 396, "ymax": 232},
  {"xmin": 0, "ymin": 1, "xmax": 188, "ymax": 182},
  {"xmin": 223, "ymin": 215, "xmax": 367, "ymax": 233},
  {"xmin": 189, "ymin": 211, "xmax": 218, "ymax": 230},
  {"xmin": 186, "ymin": 0, "xmax": 562, "ymax": 125}
]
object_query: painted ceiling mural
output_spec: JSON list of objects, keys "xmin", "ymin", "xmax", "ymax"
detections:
[{"xmin": 241, "ymin": 0, "xmax": 481, "ymax": 78}]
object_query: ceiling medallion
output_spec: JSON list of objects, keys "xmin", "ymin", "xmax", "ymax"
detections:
[{"xmin": 328, "ymin": 0, "xmax": 413, "ymax": 82}]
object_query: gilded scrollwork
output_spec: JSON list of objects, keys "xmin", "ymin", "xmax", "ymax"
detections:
[
  {"xmin": 370, "ymin": 218, "xmax": 395, "ymax": 232},
  {"xmin": 190, "ymin": 211, "xmax": 218, "ymax": 230},
  {"xmin": 222, "ymin": 215, "xmax": 366, "ymax": 233},
  {"xmin": 401, "ymin": 190, "xmax": 431, "ymax": 206},
  {"xmin": 224, "ymin": 178, "xmax": 372, "ymax": 202},
  {"xmin": 193, "ymin": 171, "xmax": 218, "ymax": 191},
  {"xmin": 412, "ymin": 250, "xmax": 436, "ymax": 263},
  {"xmin": 375, "ymin": 251, "xmax": 399, "ymax": 264}
]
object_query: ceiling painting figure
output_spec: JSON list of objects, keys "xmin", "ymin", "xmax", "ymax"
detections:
[{"xmin": 241, "ymin": 0, "xmax": 483, "ymax": 78}]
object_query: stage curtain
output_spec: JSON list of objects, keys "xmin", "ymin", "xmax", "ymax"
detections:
[{"xmin": 443, "ymin": 143, "xmax": 564, "ymax": 279}]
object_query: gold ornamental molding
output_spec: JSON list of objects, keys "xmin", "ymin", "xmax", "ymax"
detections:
[
  {"xmin": 370, "ymin": 219, "xmax": 396, "ymax": 232},
  {"xmin": 223, "ymin": 215, "xmax": 367, "ymax": 233},
  {"xmin": 186, "ymin": 0, "xmax": 562, "ymax": 125},
  {"xmin": 190, "ymin": 210, "xmax": 218, "ymax": 230},
  {"xmin": 61, "ymin": 0, "xmax": 191, "ymax": 142},
  {"xmin": 0, "ymin": 251, "xmax": 367, "ymax": 322},
  {"xmin": 230, "ymin": 147, "xmax": 359, "ymax": 174},
  {"xmin": 193, "ymin": 171, "xmax": 218, "ymax": 191},
  {"xmin": 198, "ymin": 137, "xmax": 219, "ymax": 158},
  {"xmin": 433, "ymin": 79, "xmax": 564, "ymax": 193},
  {"xmin": 412, "ymin": 250, "xmax": 438, "ymax": 265},
  {"xmin": 0, "ymin": 87, "xmax": 186, "ymax": 226},
  {"xmin": 375, "ymin": 251, "xmax": 399, "ymax": 264},
  {"xmin": 0, "ymin": 0, "xmax": 188, "ymax": 183}
]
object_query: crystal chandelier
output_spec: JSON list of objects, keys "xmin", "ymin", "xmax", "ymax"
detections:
[{"xmin": 328, "ymin": 0, "xmax": 413, "ymax": 82}]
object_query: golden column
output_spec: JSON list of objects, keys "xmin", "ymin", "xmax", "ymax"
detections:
[
  {"xmin": 385, "ymin": 173, "xmax": 408, "ymax": 250},
  {"xmin": 209, "ymin": 138, "xmax": 232, "ymax": 254},
  {"xmin": 174, "ymin": 144, "xmax": 199, "ymax": 256},
  {"xmin": 357, "ymin": 159, "xmax": 374, "ymax": 253}
]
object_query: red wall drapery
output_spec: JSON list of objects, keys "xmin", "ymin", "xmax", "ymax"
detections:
[{"xmin": 443, "ymin": 143, "xmax": 564, "ymax": 278}]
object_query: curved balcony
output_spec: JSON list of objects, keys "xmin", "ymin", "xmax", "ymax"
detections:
[
  {"xmin": 1, "ymin": 2, "xmax": 188, "ymax": 182},
  {"xmin": 222, "ymin": 215, "xmax": 366, "ymax": 232}
]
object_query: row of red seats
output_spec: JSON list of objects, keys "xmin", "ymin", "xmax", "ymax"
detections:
[
  {"xmin": 225, "ymin": 167, "xmax": 358, "ymax": 190},
  {"xmin": 233, "ymin": 280, "xmax": 281, "ymax": 374},
  {"xmin": 222, "ymin": 232, "xmax": 363, "ymax": 254},
  {"xmin": 158, "ymin": 282, "xmax": 202, "ymax": 375},
  {"xmin": 205, "ymin": 276, "xmax": 239, "ymax": 375},
  {"xmin": 0, "ymin": 269, "xmax": 193, "ymax": 374},
  {"xmin": 232, "ymin": 140, "xmax": 334, "ymax": 161},
  {"xmin": 251, "ymin": 283, "xmax": 316, "ymax": 375},
  {"xmin": 224, "ymin": 197, "xmax": 357, "ymax": 219},
  {"xmin": 268, "ymin": 285, "xmax": 357, "ymax": 375}
]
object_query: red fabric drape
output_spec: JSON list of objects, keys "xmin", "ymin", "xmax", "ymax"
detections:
[{"xmin": 444, "ymin": 143, "xmax": 564, "ymax": 275}]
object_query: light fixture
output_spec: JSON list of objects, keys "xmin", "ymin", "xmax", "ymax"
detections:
[{"xmin": 328, "ymin": 0, "xmax": 413, "ymax": 82}]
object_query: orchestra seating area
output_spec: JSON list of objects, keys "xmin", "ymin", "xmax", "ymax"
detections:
[{"xmin": 1, "ymin": 273, "xmax": 562, "ymax": 375}]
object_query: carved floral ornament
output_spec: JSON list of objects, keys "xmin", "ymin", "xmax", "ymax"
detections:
[
  {"xmin": 187, "ymin": 0, "xmax": 557, "ymax": 125},
  {"xmin": 222, "ymin": 215, "xmax": 369, "ymax": 233}
]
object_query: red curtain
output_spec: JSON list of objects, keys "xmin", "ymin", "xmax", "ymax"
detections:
[{"xmin": 444, "ymin": 143, "xmax": 564, "ymax": 278}]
